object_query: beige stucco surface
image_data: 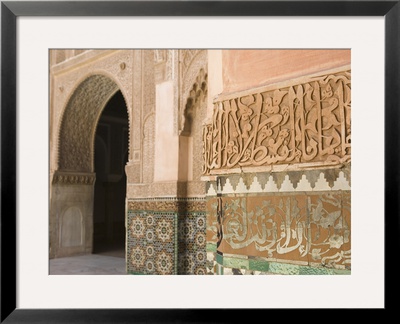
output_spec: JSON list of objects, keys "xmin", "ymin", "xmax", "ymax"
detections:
[
  {"xmin": 222, "ymin": 49, "xmax": 350, "ymax": 93},
  {"xmin": 154, "ymin": 80, "xmax": 179, "ymax": 181}
]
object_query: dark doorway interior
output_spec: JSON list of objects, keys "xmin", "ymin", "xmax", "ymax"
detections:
[{"xmin": 93, "ymin": 90, "xmax": 128, "ymax": 258}]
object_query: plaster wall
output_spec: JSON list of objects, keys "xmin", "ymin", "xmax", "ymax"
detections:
[
  {"xmin": 154, "ymin": 80, "xmax": 179, "ymax": 182},
  {"xmin": 222, "ymin": 49, "xmax": 350, "ymax": 93},
  {"xmin": 207, "ymin": 50, "xmax": 223, "ymax": 121}
]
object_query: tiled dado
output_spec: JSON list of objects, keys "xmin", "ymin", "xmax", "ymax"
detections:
[
  {"xmin": 178, "ymin": 212, "xmax": 207, "ymax": 275},
  {"xmin": 127, "ymin": 211, "xmax": 177, "ymax": 275},
  {"xmin": 206, "ymin": 190, "xmax": 351, "ymax": 273},
  {"xmin": 206, "ymin": 168, "xmax": 350, "ymax": 196},
  {"xmin": 210, "ymin": 251, "xmax": 350, "ymax": 275},
  {"xmin": 127, "ymin": 198, "xmax": 207, "ymax": 275}
]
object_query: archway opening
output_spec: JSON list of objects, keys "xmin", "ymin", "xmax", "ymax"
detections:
[{"xmin": 92, "ymin": 90, "xmax": 128, "ymax": 258}]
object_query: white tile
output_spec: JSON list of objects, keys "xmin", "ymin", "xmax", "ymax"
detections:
[
  {"xmin": 313, "ymin": 172, "xmax": 331, "ymax": 191},
  {"xmin": 264, "ymin": 175, "xmax": 279, "ymax": 192},
  {"xmin": 296, "ymin": 174, "xmax": 313, "ymax": 191}
]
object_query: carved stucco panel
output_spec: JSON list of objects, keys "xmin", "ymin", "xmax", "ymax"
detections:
[
  {"xmin": 132, "ymin": 50, "xmax": 143, "ymax": 154},
  {"xmin": 203, "ymin": 68, "xmax": 351, "ymax": 174},
  {"xmin": 58, "ymin": 74, "xmax": 119, "ymax": 172},
  {"xmin": 143, "ymin": 113, "xmax": 155, "ymax": 184}
]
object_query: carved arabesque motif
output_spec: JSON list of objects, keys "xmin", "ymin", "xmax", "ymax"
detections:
[
  {"xmin": 181, "ymin": 50, "xmax": 202, "ymax": 78},
  {"xmin": 58, "ymin": 74, "xmax": 119, "ymax": 172},
  {"xmin": 203, "ymin": 70, "xmax": 351, "ymax": 174},
  {"xmin": 143, "ymin": 113, "xmax": 155, "ymax": 183}
]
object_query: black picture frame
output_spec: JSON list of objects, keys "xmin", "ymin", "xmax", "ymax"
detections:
[{"xmin": 1, "ymin": 0, "xmax": 398, "ymax": 322}]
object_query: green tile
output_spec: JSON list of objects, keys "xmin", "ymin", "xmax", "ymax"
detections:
[
  {"xmin": 206, "ymin": 242, "xmax": 217, "ymax": 252},
  {"xmin": 333, "ymin": 268, "xmax": 351, "ymax": 275},
  {"xmin": 223, "ymin": 257, "xmax": 249, "ymax": 270},
  {"xmin": 269, "ymin": 262, "xmax": 300, "ymax": 275},
  {"xmin": 249, "ymin": 259, "xmax": 269, "ymax": 272},
  {"xmin": 299, "ymin": 266, "xmax": 334, "ymax": 275},
  {"xmin": 216, "ymin": 253, "xmax": 223, "ymax": 265}
]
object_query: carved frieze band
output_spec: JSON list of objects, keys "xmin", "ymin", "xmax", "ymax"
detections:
[
  {"xmin": 128, "ymin": 197, "xmax": 206, "ymax": 213},
  {"xmin": 52, "ymin": 171, "xmax": 96, "ymax": 185},
  {"xmin": 206, "ymin": 169, "xmax": 351, "ymax": 195},
  {"xmin": 203, "ymin": 68, "xmax": 351, "ymax": 175}
]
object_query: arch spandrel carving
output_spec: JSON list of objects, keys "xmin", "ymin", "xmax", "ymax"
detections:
[
  {"xmin": 51, "ymin": 50, "xmax": 135, "ymax": 171},
  {"xmin": 58, "ymin": 74, "xmax": 120, "ymax": 172}
]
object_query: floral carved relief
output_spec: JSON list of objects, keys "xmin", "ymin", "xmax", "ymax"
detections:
[{"xmin": 203, "ymin": 69, "xmax": 351, "ymax": 174}]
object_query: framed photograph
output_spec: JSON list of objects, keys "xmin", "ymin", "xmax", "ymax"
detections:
[{"xmin": 1, "ymin": 0, "xmax": 398, "ymax": 321}]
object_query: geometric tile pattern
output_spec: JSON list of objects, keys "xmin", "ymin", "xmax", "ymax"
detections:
[
  {"xmin": 178, "ymin": 211, "xmax": 207, "ymax": 275},
  {"xmin": 127, "ymin": 197, "xmax": 206, "ymax": 275},
  {"xmin": 127, "ymin": 211, "xmax": 177, "ymax": 275},
  {"xmin": 207, "ymin": 190, "xmax": 351, "ymax": 272}
]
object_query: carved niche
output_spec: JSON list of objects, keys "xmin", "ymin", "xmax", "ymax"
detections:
[
  {"xmin": 179, "ymin": 50, "xmax": 208, "ymax": 135},
  {"xmin": 203, "ymin": 69, "xmax": 351, "ymax": 174},
  {"xmin": 180, "ymin": 68, "xmax": 208, "ymax": 136}
]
